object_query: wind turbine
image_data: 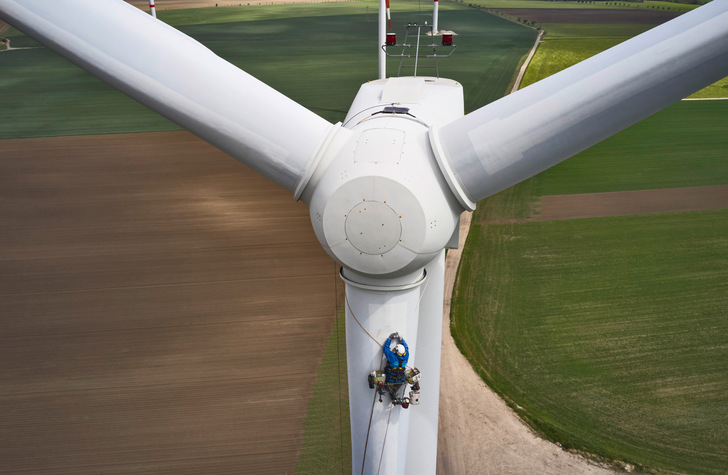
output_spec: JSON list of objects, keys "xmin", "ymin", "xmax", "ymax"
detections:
[{"xmin": 0, "ymin": 0, "xmax": 726, "ymax": 474}]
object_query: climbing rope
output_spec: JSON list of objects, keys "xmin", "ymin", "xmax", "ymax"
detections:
[
  {"xmin": 345, "ymin": 271, "xmax": 430, "ymax": 349},
  {"xmin": 344, "ymin": 293, "xmax": 385, "ymax": 475},
  {"xmin": 345, "ymin": 294, "xmax": 384, "ymax": 348},
  {"xmin": 414, "ymin": 270, "xmax": 430, "ymax": 313},
  {"xmin": 376, "ymin": 405, "xmax": 394, "ymax": 475},
  {"xmin": 361, "ymin": 351, "xmax": 387, "ymax": 475},
  {"xmin": 360, "ymin": 384, "xmax": 379, "ymax": 475}
]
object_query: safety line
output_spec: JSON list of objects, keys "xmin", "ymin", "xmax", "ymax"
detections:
[
  {"xmin": 360, "ymin": 386, "xmax": 378, "ymax": 475},
  {"xmin": 345, "ymin": 294, "xmax": 384, "ymax": 348},
  {"xmin": 376, "ymin": 400, "xmax": 395, "ymax": 475},
  {"xmin": 361, "ymin": 352, "xmax": 387, "ymax": 475},
  {"xmin": 345, "ymin": 272, "xmax": 429, "ymax": 348},
  {"xmin": 414, "ymin": 272, "xmax": 430, "ymax": 313}
]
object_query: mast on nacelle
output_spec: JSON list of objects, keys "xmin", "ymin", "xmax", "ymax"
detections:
[
  {"xmin": 433, "ymin": 0, "xmax": 439, "ymax": 34},
  {"xmin": 379, "ymin": 0, "xmax": 386, "ymax": 79}
]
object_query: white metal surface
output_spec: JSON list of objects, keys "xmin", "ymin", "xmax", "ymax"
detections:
[
  {"xmin": 343, "ymin": 269, "xmax": 425, "ymax": 475},
  {"xmin": 0, "ymin": 0, "xmax": 334, "ymax": 192},
  {"xmin": 343, "ymin": 255, "xmax": 443, "ymax": 475},
  {"xmin": 432, "ymin": 0, "xmax": 439, "ymax": 34},
  {"xmin": 344, "ymin": 78, "xmax": 464, "ymax": 133},
  {"xmin": 436, "ymin": 0, "xmax": 728, "ymax": 203},
  {"xmin": 405, "ymin": 251, "xmax": 445, "ymax": 475},
  {"xmin": 148, "ymin": 0, "xmax": 156, "ymax": 18}
]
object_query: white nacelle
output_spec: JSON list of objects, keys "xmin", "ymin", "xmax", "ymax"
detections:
[{"xmin": 299, "ymin": 77, "xmax": 467, "ymax": 279}]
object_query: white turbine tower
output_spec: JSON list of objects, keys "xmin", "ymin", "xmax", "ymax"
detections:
[{"xmin": 1, "ymin": 0, "xmax": 727, "ymax": 474}]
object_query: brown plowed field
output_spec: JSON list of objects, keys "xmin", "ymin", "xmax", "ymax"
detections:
[
  {"xmin": 0, "ymin": 131, "xmax": 340, "ymax": 474},
  {"xmin": 483, "ymin": 185, "xmax": 728, "ymax": 224},
  {"xmin": 494, "ymin": 8, "xmax": 680, "ymax": 24},
  {"xmin": 534, "ymin": 185, "xmax": 728, "ymax": 221}
]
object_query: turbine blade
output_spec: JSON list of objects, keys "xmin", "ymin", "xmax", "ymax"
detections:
[
  {"xmin": 405, "ymin": 252, "xmax": 445, "ymax": 475},
  {"xmin": 435, "ymin": 0, "xmax": 728, "ymax": 204},
  {"xmin": 342, "ymin": 268, "xmax": 427, "ymax": 475},
  {"xmin": 0, "ymin": 0, "xmax": 335, "ymax": 192}
]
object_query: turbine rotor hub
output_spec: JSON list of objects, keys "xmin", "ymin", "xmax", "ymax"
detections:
[
  {"xmin": 345, "ymin": 201, "xmax": 402, "ymax": 255},
  {"xmin": 301, "ymin": 118, "xmax": 466, "ymax": 279}
]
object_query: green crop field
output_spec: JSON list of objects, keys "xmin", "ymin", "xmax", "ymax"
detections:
[
  {"xmin": 532, "ymin": 101, "xmax": 728, "ymax": 196},
  {"xmin": 688, "ymin": 78, "xmax": 728, "ymax": 99},
  {"xmin": 0, "ymin": 0, "xmax": 536, "ymax": 139},
  {"xmin": 520, "ymin": 22, "xmax": 728, "ymax": 98},
  {"xmin": 521, "ymin": 37, "xmax": 624, "ymax": 87},
  {"xmin": 451, "ymin": 2, "xmax": 728, "ymax": 472},
  {"xmin": 518, "ymin": 17, "xmax": 728, "ymax": 211},
  {"xmin": 522, "ymin": 36, "xmax": 728, "ymax": 98},
  {"xmin": 452, "ymin": 208, "xmax": 728, "ymax": 473}
]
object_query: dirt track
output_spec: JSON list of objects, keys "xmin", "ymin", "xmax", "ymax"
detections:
[{"xmin": 0, "ymin": 131, "xmax": 339, "ymax": 474}]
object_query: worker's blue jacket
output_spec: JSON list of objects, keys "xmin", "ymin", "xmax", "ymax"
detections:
[{"xmin": 383, "ymin": 338, "xmax": 409, "ymax": 383}]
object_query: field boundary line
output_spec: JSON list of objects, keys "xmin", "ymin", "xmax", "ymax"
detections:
[
  {"xmin": 485, "ymin": 184, "xmax": 728, "ymax": 224},
  {"xmin": 512, "ymin": 29, "xmax": 544, "ymax": 92},
  {"xmin": 682, "ymin": 97, "xmax": 728, "ymax": 101},
  {"xmin": 0, "ymin": 37, "xmax": 41, "ymax": 53}
]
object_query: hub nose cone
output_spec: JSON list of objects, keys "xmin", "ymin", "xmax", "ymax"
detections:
[{"xmin": 345, "ymin": 201, "xmax": 402, "ymax": 255}]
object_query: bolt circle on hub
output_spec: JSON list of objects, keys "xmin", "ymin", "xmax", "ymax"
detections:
[{"xmin": 345, "ymin": 201, "xmax": 402, "ymax": 255}]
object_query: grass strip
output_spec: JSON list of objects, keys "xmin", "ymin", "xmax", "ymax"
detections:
[{"xmin": 296, "ymin": 308, "xmax": 352, "ymax": 475}]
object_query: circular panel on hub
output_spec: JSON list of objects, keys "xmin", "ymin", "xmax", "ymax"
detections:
[{"xmin": 345, "ymin": 201, "xmax": 401, "ymax": 255}]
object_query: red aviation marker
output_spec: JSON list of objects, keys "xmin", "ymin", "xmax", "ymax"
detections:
[
  {"xmin": 148, "ymin": 0, "xmax": 156, "ymax": 18},
  {"xmin": 385, "ymin": 0, "xmax": 391, "ymax": 29}
]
